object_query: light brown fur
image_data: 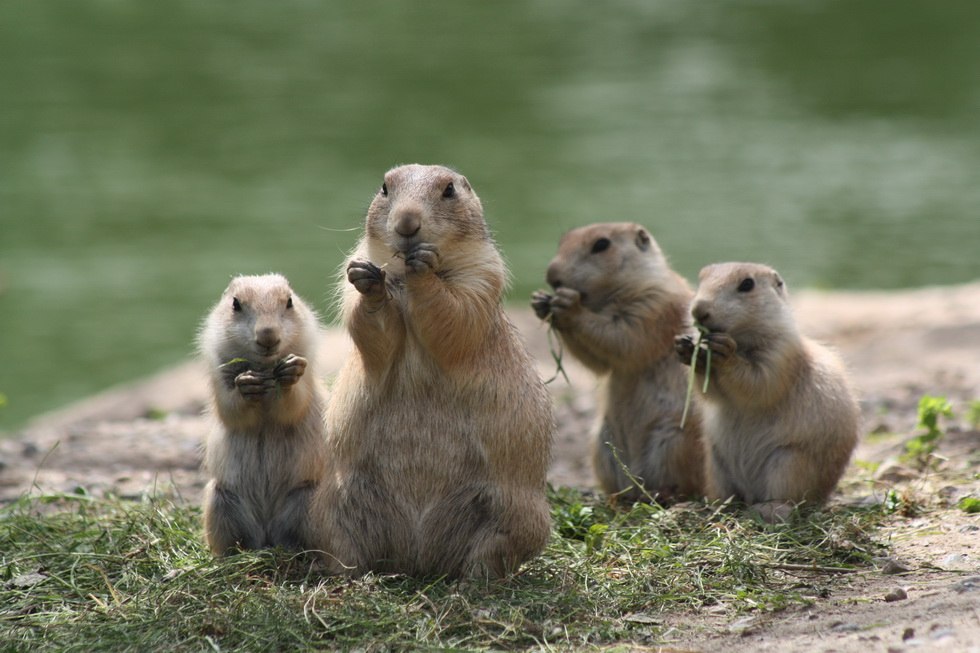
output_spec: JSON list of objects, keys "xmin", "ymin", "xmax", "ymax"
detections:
[
  {"xmin": 199, "ymin": 273, "xmax": 327, "ymax": 554},
  {"xmin": 676, "ymin": 262, "xmax": 859, "ymax": 521},
  {"xmin": 531, "ymin": 223, "xmax": 703, "ymax": 501},
  {"xmin": 311, "ymin": 164, "xmax": 554, "ymax": 578}
]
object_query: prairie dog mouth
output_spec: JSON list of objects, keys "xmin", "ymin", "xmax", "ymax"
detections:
[
  {"xmin": 390, "ymin": 232, "xmax": 421, "ymax": 255},
  {"xmin": 255, "ymin": 346, "xmax": 281, "ymax": 362}
]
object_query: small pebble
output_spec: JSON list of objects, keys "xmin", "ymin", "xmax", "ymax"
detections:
[
  {"xmin": 884, "ymin": 587, "xmax": 908, "ymax": 602},
  {"xmin": 6, "ymin": 571, "xmax": 47, "ymax": 589},
  {"xmin": 874, "ymin": 460, "xmax": 917, "ymax": 482},
  {"xmin": 939, "ymin": 553, "xmax": 971, "ymax": 570},
  {"xmin": 831, "ymin": 621, "xmax": 862, "ymax": 633},
  {"xmin": 902, "ymin": 627, "xmax": 915, "ymax": 641},
  {"xmin": 930, "ymin": 627, "xmax": 956, "ymax": 641},
  {"xmin": 881, "ymin": 558, "xmax": 913, "ymax": 575},
  {"xmin": 728, "ymin": 616, "xmax": 757, "ymax": 635},
  {"xmin": 953, "ymin": 576, "xmax": 980, "ymax": 593}
]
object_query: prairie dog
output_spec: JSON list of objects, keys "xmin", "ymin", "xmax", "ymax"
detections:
[
  {"xmin": 675, "ymin": 263, "xmax": 859, "ymax": 521},
  {"xmin": 531, "ymin": 223, "xmax": 703, "ymax": 501},
  {"xmin": 312, "ymin": 164, "xmax": 554, "ymax": 578},
  {"xmin": 199, "ymin": 273, "xmax": 327, "ymax": 554}
]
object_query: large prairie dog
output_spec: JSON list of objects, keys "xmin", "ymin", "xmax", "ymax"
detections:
[
  {"xmin": 531, "ymin": 223, "xmax": 703, "ymax": 501},
  {"xmin": 198, "ymin": 273, "xmax": 327, "ymax": 554},
  {"xmin": 312, "ymin": 164, "xmax": 554, "ymax": 578},
  {"xmin": 675, "ymin": 263, "xmax": 859, "ymax": 521}
]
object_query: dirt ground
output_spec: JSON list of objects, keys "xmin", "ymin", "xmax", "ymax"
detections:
[{"xmin": 2, "ymin": 282, "xmax": 979, "ymax": 652}]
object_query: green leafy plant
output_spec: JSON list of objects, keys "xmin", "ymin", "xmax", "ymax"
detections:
[
  {"xmin": 958, "ymin": 497, "xmax": 980, "ymax": 514},
  {"xmin": 902, "ymin": 395, "xmax": 953, "ymax": 467},
  {"xmin": 882, "ymin": 488, "xmax": 922, "ymax": 517}
]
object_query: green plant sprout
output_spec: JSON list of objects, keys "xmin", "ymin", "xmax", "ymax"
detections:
[
  {"xmin": 680, "ymin": 325, "xmax": 711, "ymax": 428},
  {"xmin": 901, "ymin": 395, "xmax": 954, "ymax": 467}
]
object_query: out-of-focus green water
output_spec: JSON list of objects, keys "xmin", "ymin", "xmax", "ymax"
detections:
[{"xmin": 1, "ymin": 0, "xmax": 978, "ymax": 429}]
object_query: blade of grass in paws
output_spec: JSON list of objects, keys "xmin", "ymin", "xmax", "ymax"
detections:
[
  {"xmin": 702, "ymin": 337, "xmax": 712, "ymax": 393},
  {"xmin": 544, "ymin": 321, "xmax": 570, "ymax": 385},
  {"xmin": 680, "ymin": 327, "xmax": 708, "ymax": 428},
  {"xmin": 219, "ymin": 357, "xmax": 250, "ymax": 368}
]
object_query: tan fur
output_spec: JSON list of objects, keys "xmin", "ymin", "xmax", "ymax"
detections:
[
  {"xmin": 531, "ymin": 223, "xmax": 703, "ymax": 501},
  {"xmin": 311, "ymin": 164, "xmax": 554, "ymax": 578},
  {"xmin": 198, "ymin": 273, "xmax": 327, "ymax": 554},
  {"xmin": 676, "ymin": 262, "xmax": 860, "ymax": 520}
]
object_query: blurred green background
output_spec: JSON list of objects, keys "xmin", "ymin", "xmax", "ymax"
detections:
[{"xmin": 1, "ymin": 0, "xmax": 979, "ymax": 430}]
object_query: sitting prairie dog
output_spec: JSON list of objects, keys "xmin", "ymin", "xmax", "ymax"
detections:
[
  {"xmin": 198, "ymin": 273, "xmax": 327, "ymax": 554},
  {"xmin": 531, "ymin": 222, "xmax": 703, "ymax": 501},
  {"xmin": 675, "ymin": 262, "xmax": 859, "ymax": 521},
  {"xmin": 312, "ymin": 164, "xmax": 554, "ymax": 578}
]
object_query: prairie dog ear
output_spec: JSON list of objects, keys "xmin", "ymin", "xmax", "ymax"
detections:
[
  {"xmin": 773, "ymin": 272, "xmax": 787, "ymax": 295},
  {"xmin": 635, "ymin": 228, "xmax": 651, "ymax": 251},
  {"xmin": 460, "ymin": 175, "xmax": 472, "ymax": 192}
]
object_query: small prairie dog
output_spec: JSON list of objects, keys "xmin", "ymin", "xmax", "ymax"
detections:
[
  {"xmin": 675, "ymin": 263, "xmax": 859, "ymax": 521},
  {"xmin": 198, "ymin": 273, "xmax": 327, "ymax": 554},
  {"xmin": 531, "ymin": 223, "xmax": 703, "ymax": 501},
  {"xmin": 312, "ymin": 164, "xmax": 554, "ymax": 578}
]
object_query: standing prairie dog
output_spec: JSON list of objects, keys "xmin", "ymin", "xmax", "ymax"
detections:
[
  {"xmin": 531, "ymin": 223, "xmax": 703, "ymax": 501},
  {"xmin": 675, "ymin": 263, "xmax": 859, "ymax": 521},
  {"xmin": 198, "ymin": 273, "xmax": 327, "ymax": 554},
  {"xmin": 312, "ymin": 164, "xmax": 554, "ymax": 578}
]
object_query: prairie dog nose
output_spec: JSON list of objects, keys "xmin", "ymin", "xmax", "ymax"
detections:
[
  {"xmin": 545, "ymin": 263, "xmax": 562, "ymax": 289},
  {"xmin": 255, "ymin": 326, "xmax": 281, "ymax": 350},
  {"xmin": 394, "ymin": 209, "xmax": 421, "ymax": 238},
  {"xmin": 691, "ymin": 301, "xmax": 710, "ymax": 325}
]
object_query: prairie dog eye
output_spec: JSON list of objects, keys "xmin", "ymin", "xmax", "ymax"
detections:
[
  {"xmin": 286, "ymin": 296, "xmax": 294, "ymax": 309},
  {"xmin": 380, "ymin": 182, "xmax": 388, "ymax": 197},
  {"xmin": 232, "ymin": 297, "xmax": 243, "ymax": 312},
  {"xmin": 737, "ymin": 278, "xmax": 755, "ymax": 293},
  {"xmin": 591, "ymin": 237, "xmax": 611, "ymax": 254},
  {"xmin": 442, "ymin": 182, "xmax": 455, "ymax": 198}
]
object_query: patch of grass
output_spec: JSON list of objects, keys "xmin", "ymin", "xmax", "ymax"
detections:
[
  {"xmin": 902, "ymin": 395, "xmax": 954, "ymax": 468},
  {"xmin": 882, "ymin": 488, "xmax": 924, "ymax": 517},
  {"xmin": 958, "ymin": 497, "xmax": 980, "ymax": 514},
  {"xmin": 0, "ymin": 489, "xmax": 889, "ymax": 651}
]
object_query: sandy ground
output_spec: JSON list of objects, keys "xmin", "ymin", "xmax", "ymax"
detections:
[{"xmin": 2, "ymin": 282, "xmax": 979, "ymax": 652}]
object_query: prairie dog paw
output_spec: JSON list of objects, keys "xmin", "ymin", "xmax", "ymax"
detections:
[
  {"xmin": 548, "ymin": 287, "xmax": 583, "ymax": 319},
  {"xmin": 235, "ymin": 370, "xmax": 275, "ymax": 401},
  {"xmin": 705, "ymin": 332, "xmax": 737, "ymax": 358},
  {"xmin": 530, "ymin": 290, "xmax": 553, "ymax": 321},
  {"xmin": 348, "ymin": 259, "xmax": 386, "ymax": 297},
  {"xmin": 274, "ymin": 354, "xmax": 307, "ymax": 387},
  {"xmin": 405, "ymin": 243, "xmax": 439, "ymax": 274},
  {"xmin": 674, "ymin": 334, "xmax": 696, "ymax": 364}
]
